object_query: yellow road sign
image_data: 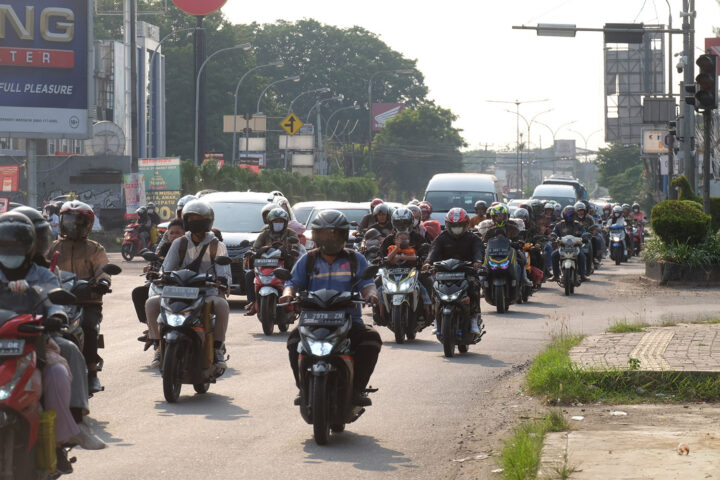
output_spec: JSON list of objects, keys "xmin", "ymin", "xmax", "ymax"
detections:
[{"xmin": 281, "ymin": 113, "xmax": 303, "ymax": 136}]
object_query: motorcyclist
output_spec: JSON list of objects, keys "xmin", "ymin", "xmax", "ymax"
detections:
[
  {"xmin": 469, "ymin": 200, "xmax": 488, "ymax": 228},
  {"xmin": 513, "ymin": 208, "xmax": 545, "ymax": 285},
  {"xmin": 155, "ymin": 195, "xmax": 196, "ymax": 255},
  {"xmin": 406, "ymin": 204, "xmax": 430, "ymax": 241},
  {"xmin": 49, "ymin": 201, "xmax": 111, "ymax": 394},
  {"xmin": 606, "ymin": 205, "xmax": 630, "ymax": 256},
  {"xmin": 551, "ymin": 206, "xmax": 587, "ymax": 282},
  {"xmin": 145, "ymin": 200, "xmax": 231, "ymax": 369},
  {"xmin": 419, "ymin": 201, "xmax": 441, "ymax": 241},
  {"xmin": 136, "ymin": 203, "xmax": 161, "ymax": 248},
  {"xmin": 281, "ymin": 210, "xmax": 381, "ymax": 407},
  {"xmin": 631, "ymin": 202, "xmax": 645, "ymax": 223},
  {"xmin": 601, "ymin": 203, "xmax": 612, "ymax": 222},
  {"xmin": 245, "ymin": 207, "xmax": 302, "ymax": 316},
  {"xmin": 574, "ymin": 201, "xmax": 599, "ymax": 267},
  {"xmin": 423, "ymin": 208, "xmax": 484, "ymax": 336},
  {"xmin": 367, "ymin": 203, "xmax": 393, "ymax": 238},
  {"xmin": 483, "ymin": 204, "xmax": 532, "ymax": 287},
  {"xmin": 359, "ymin": 198, "xmax": 384, "ymax": 230}
]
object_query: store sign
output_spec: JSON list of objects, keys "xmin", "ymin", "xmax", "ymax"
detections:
[
  {"xmin": 0, "ymin": 0, "xmax": 92, "ymax": 139},
  {"xmin": 0, "ymin": 165, "xmax": 20, "ymax": 192},
  {"xmin": 123, "ymin": 173, "xmax": 146, "ymax": 216},
  {"xmin": 642, "ymin": 129, "xmax": 668, "ymax": 154},
  {"xmin": 372, "ymin": 103, "xmax": 405, "ymax": 131},
  {"xmin": 138, "ymin": 158, "xmax": 181, "ymax": 221}
]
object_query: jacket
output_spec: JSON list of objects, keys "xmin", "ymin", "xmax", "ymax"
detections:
[
  {"xmin": 163, "ymin": 231, "xmax": 231, "ymax": 297},
  {"xmin": 426, "ymin": 231, "xmax": 484, "ymax": 265},
  {"xmin": 553, "ymin": 220, "xmax": 585, "ymax": 238},
  {"xmin": 252, "ymin": 227, "xmax": 300, "ymax": 251},
  {"xmin": 49, "ymin": 238, "xmax": 110, "ymax": 304}
]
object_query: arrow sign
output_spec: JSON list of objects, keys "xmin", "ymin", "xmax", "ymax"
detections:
[{"xmin": 281, "ymin": 113, "xmax": 303, "ymax": 136}]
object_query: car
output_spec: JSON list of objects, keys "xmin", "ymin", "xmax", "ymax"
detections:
[
  {"xmin": 302, "ymin": 201, "xmax": 371, "ymax": 249},
  {"xmin": 530, "ymin": 184, "xmax": 578, "ymax": 208},
  {"xmin": 423, "ymin": 173, "xmax": 503, "ymax": 225},
  {"xmin": 291, "ymin": 200, "xmax": 356, "ymax": 226},
  {"xmin": 200, "ymin": 191, "xmax": 296, "ymax": 296}
]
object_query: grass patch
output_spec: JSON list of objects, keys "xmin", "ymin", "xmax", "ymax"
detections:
[
  {"xmin": 527, "ymin": 335, "xmax": 720, "ymax": 404},
  {"xmin": 500, "ymin": 410, "xmax": 569, "ymax": 480},
  {"xmin": 660, "ymin": 313, "xmax": 720, "ymax": 327},
  {"xmin": 606, "ymin": 319, "xmax": 649, "ymax": 333}
]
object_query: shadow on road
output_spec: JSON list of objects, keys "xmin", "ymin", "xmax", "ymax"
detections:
[
  {"xmin": 154, "ymin": 392, "xmax": 250, "ymax": 420},
  {"xmin": 486, "ymin": 311, "xmax": 545, "ymax": 320},
  {"xmin": 251, "ymin": 332, "xmax": 290, "ymax": 342},
  {"xmin": 382, "ymin": 338, "xmax": 439, "ymax": 353},
  {"xmin": 83, "ymin": 416, "xmax": 132, "ymax": 447},
  {"xmin": 303, "ymin": 432, "xmax": 415, "ymax": 472},
  {"xmin": 441, "ymin": 352, "xmax": 509, "ymax": 367}
]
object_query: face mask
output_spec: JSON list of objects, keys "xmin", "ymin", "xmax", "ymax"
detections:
[
  {"xmin": 187, "ymin": 220, "xmax": 207, "ymax": 234},
  {"xmin": 0, "ymin": 254, "xmax": 26, "ymax": 270},
  {"xmin": 272, "ymin": 222, "xmax": 284, "ymax": 233},
  {"xmin": 450, "ymin": 226, "xmax": 464, "ymax": 236}
]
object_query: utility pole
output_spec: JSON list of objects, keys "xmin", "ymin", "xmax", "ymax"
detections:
[
  {"xmin": 194, "ymin": 16, "xmax": 206, "ymax": 166},
  {"xmin": 129, "ymin": 0, "xmax": 138, "ymax": 172},
  {"xmin": 682, "ymin": 0, "xmax": 696, "ymax": 190}
]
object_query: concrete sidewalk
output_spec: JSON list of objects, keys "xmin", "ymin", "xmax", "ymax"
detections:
[{"xmin": 538, "ymin": 324, "xmax": 720, "ymax": 479}]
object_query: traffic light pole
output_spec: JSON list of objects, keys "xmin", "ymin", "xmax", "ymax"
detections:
[
  {"xmin": 682, "ymin": 0, "xmax": 696, "ymax": 190},
  {"xmin": 702, "ymin": 109, "xmax": 712, "ymax": 213}
]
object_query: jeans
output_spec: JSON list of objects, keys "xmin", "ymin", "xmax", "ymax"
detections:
[
  {"xmin": 543, "ymin": 243, "xmax": 554, "ymax": 272},
  {"xmin": 552, "ymin": 249, "xmax": 586, "ymax": 278},
  {"xmin": 81, "ymin": 304, "xmax": 102, "ymax": 366}
]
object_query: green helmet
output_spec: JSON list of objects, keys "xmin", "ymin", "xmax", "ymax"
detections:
[{"xmin": 489, "ymin": 204, "xmax": 509, "ymax": 227}]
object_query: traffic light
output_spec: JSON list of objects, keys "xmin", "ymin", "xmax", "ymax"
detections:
[
  {"xmin": 694, "ymin": 53, "xmax": 718, "ymax": 110},
  {"xmin": 684, "ymin": 84, "xmax": 697, "ymax": 108}
]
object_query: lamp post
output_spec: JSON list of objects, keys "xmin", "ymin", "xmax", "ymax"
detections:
[
  {"xmin": 231, "ymin": 61, "xmax": 283, "ymax": 163},
  {"xmin": 194, "ymin": 43, "xmax": 252, "ymax": 166},
  {"xmin": 307, "ymin": 96, "xmax": 343, "ymax": 174},
  {"xmin": 505, "ymin": 108, "xmax": 553, "ymax": 191},
  {"xmin": 535, "ymin": 120, "xmax": 577, "ymax": 173},
  {"xmin": 570, "ymin": 128, "xmax": 603, "ymax": 162},
  {"xmin": 282, "ymin": 87, "xmax": 331, "ymax": 169},
  {"xmin": 367, "ymin": 68, "xmax": 414, "ymax": 172},
  {"xmin": 255, "ymin": 75, "xmax": 300, "ymax": 114}
]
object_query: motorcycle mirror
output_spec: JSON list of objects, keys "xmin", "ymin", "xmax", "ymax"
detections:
[
  {"xmin": 273, "ymin": 268, "xmax": 292, "ymax": 281},
  {"xmin": 102, "ymin": 264, "xmax": 122, "ymax": 276},
  {"xmin": 361, "ymin": 265, "xmax": 379, "ymax": 280},
  {"xmin": 215, "ymin": 255, "xmax": 232, "ymax": 266},
  {"xmin": 239, "ymin": 240, "xmax": 251, "ymax": 248},
  {"xmin": 142, "ymin": 252, "xmax": 161, "ymax": 263},
  {"xmin": 47, "ymin": 288, "xmax": 77, "ymax": 306}
]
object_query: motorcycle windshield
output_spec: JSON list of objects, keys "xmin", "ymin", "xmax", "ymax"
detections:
[
  {"xmin": 486, "ymin": 237, "xmax": 511, "ymax": 258},
  {"xmin": 0, "ymin": 288, "xmax": 44, "ymax": 327}
]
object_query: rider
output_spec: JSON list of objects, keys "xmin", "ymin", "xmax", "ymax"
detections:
[
  {"xmin": 469, "ymin": 200, "xmax": 488, "ymax": 228},
  {"xmin": 574, "ymin": 201, "xmax": 599, "ymax": 266},
  {"xmin": 367, "ymin": 203, "xmax": 393, "ymax": 238},
  {"xmin": 601, "ymin": 203, "xmax": 612, "ymax": 223},
  {"xmin": 281, "ymin": 210, "xmax": 381, "ymax": 407},
  {"xmin": 483, "ymin": 204, "xmax": 532, "ymax": 287},
  {"xmin": 359, "ymin": 198, "xmax": 384, "ymax": 230},
  {"xmin": 145, "ymin": 200, "xmax": 231, "ymax": 369},
  {"xmin": 49, "ymin": 201, "xmax": 111, "ymax": 394},
  {"xmin": 551, "ymin": 206, "xmax": 587, "ymax": 282},
  {"xmin": 136, "ymin": 203, "xmax": 161, "ymax": 248},
  {"xmin": 406, "ymin": 204, "xmax": 430, "ymax": 241},
  {"xmin": 419, "ymin": 201, "xmax": 441, "ymax": 241},
  {"xmin": 423, "ymin": 208, "xmax": 484, "ymax": 336}
]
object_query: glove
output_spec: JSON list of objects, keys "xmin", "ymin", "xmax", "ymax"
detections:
[
  {"xmin": 364, "ymin": 294, "xmax": 379, "ymax": 307},
  {"xmin": 93, "ymin": 280, "xmax": 111, "ymax": 295},
  {"xmin": 44, "ymin": 315, "xmax": 65, "ymax": 330},
  {"xmin": 8, "ymin": 280, "xmax": 29, "ymax": 294}
]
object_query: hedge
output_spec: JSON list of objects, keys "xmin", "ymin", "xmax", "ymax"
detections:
[
  {"xmin": 671, "ymin": 175, "xmax": 720, "ymax": 231},
  {"xmin": 650, "ymin": 200, "xmax": 711, "ymax": 245}
]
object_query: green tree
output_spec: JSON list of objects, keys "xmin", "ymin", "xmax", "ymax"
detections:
[
  {"xmin": 595, "ymin": 144, "xmax": 642, "ymax": 184},
  {"xmin": 372, "ymin": 105, "xmax": 466, "ymax": 198}
]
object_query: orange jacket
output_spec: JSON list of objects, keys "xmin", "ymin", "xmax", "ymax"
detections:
[{"xmin": 49, "ymin": 238, "xmax": 110, "ymax": 304}]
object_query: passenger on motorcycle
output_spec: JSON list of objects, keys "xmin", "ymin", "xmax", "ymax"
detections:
[
  {"xmin": 574, "ymin": 201, "xmax": 601, "ymax": 264},
  {"xmin": 136, "ymin": 203, "xmax": 161, "ymax": 247},
  {"xmin": 419, "ymin": 201, "xmax": 441, "ymax": 241},
  {"xmin": 282, "ymin": 210, "xmax": 381, "ymax": 407},
  {"xmin": 49, "ymin": 201, "xmax": 111, "ymax": 394},
  {"xmin": 423, "ymin": 208, "xmax": 484, "ymax": 336},
  {"xmin": 551, "ymin": 206, "xmax": 587, "ymax": 282},
  {"xmin": 359, "ymin": 198, "xmax": 384, "ymax": 230},
  {"xmin": 367, "ymin": 203, "xmax": 393, "ymax": 238},
  {"xmin": 145, "ymin": 200, "xmax": 231, "ymax": 369},
  {"xmin": 469, "ymin": 200, "xmax": 488, "ymax": 228},
  {"xmin": 407, "ymin": 204, "xmax": 430, "ymax": 241},
  {"xmin": 483, "ymin": 204, "xmax": 533, "ymax": 287},
  {"xmin": 155, "ymin": 194, "xmax": 196, "ymax": 254}
]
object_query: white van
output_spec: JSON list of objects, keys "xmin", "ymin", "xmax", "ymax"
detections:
[
  {"xmin": 423, "ymin": 173, "xmax": 503, "ymax": 224},
  {"xmin": 530, "ymin": 184, "xmax": 578, "ymax": 208}
]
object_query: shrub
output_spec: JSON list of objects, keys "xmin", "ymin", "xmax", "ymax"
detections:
[
  {"xmin": 670, "ymin": 175, "xmax": 720, "ymax": 231},
  {"xmin": 650, "ymin": 200, "xmax": 711, "ymax": 245}
]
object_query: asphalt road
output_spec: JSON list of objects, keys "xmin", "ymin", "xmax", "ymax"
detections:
[{"xmin": 69, "ymin": 255, "xmax": 720, "ymax": 479}]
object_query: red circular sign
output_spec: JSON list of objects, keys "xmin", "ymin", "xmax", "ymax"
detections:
[{"xmin": 171, "ymin": 0, "xmax": 227, "ymax": 16}]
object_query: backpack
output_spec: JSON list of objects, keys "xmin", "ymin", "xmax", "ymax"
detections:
[
  {"xmin": 176, "ymin": 236, "xmax": 219, "ymax": 272},
  {"xmin": 304, "ymin": 248, "xmax": 358, "ymax": 287}
]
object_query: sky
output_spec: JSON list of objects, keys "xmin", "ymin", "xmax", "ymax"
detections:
[{"xmin": 223, "ymin": 0, "xmax": 720, "ymax": 152}]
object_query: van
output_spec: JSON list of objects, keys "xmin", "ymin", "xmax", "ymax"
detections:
[
  {"xmin": 423, "ymin": 173, "xmax": 503, "ymax": 224},
  {"xmin": 530, "ymin": 184, "xmax": 578, "ymax": 208},
  {"xmin": 542, "ymin": 175, "xmax": 588, "ymax": 200}
]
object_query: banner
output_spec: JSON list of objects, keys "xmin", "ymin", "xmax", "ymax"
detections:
[
  {"xmin": 372, "ymin": 103, "xmax": 405, "ymax": 131},
  {"xmin": 0, "ymin": 165, "xmax": 20, "ymax": 192},
  {"xmin": 138, "ymin": 158, "xmax": 181, "ymax": 221},
  {"xmin": 123, "ymin": 173, "xmax": 146, "ymax": 216}
]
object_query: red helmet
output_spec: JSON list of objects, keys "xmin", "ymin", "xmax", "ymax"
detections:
[
  {"xmin": 59, "ymin": 200, "xmax": 95, "ymax": 240},
  {"xmin": 370, "ymin": 198, "xmax": 384, "ymax": 210},
  {"xmin": 419, "ymin": 201, "xmax": 432, "ymax": 213},
  {"xmin": 445, "ymin": 208, "xmax": 469, "ymax": 238}
]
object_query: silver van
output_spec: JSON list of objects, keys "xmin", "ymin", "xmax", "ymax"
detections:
[
  {"xmin": 423, "ymin": 173, "xmax": 503, "ymax": 224},
  {"xmin": 530, "ymin": 184, "xmax": 578, "ymax": 208}
]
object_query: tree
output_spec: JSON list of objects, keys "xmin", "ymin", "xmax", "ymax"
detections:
[
  {"xmin": 595, "ymin": 144, "xmax": 642, "ymax": 184},
  {"xmin": 372, "ymin": 105, "xmax": 466, "ymax": 198}
]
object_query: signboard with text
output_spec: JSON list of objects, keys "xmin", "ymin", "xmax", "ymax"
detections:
[
  {"xmin": 642, "ymin": 129, "xmax": 668, "ymax": 154},
  {"xmin": 138, "ymin": 158, "xmax": 181, "ymax": 221},
  {"xmin": 0, "ymin": 0, "xmax": 92, "ymax": 139},
  {"xmin": 123, "ymin": 173, "xmax": 146, "ymax": 216},
  {"xmin": 0, "ymin": 165, "xmax": 20, "ymax": 192}
]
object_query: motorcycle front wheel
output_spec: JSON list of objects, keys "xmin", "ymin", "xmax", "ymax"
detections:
[
  {"xmin": 391, "ymin": 304, "xmax": 406, "ymax": 344},
  {"xmin": 162, "ymin": 342, "xmax": 185, "ymax": 403},
  {"xmin": 121, "ymin": 243, "xmax": 135, "ymax": 261},
  {"xmin": 441, "ymin": 312, "xmax": 455, "ymax": 357},
  {"xmin": 563, "ymin": 270, "xmax": 572, "ymax": 296},
  {"xmin": 259, "ymin": 295, "xmax": 276, "ymax": 336},
  {"xmin": 312, "ymin": 375, "xmax": 330, "ymax": 445},
  {"xmin": 495, "ymin": 285, "xmax": 506, "ymax": 313}
]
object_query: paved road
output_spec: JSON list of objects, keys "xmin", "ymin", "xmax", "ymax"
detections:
[{"xmin": 70, "ymin": 256, "xmax": 720, "ymax": 479}]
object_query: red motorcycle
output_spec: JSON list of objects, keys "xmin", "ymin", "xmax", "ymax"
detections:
[
  {"xmin": 253, "ymin": 244, "xmax": 297, "ymax": 335},
  {"xmin": 0, "ymin": 286, "xmax": 75, "ymax": 479},
  {"xmin": 121, "ymin": 222, "xmax": 156, "ymax": 261}
]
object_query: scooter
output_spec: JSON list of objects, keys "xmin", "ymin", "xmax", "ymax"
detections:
[
  {"xmin": 0, "ymin": 285, "xmax": 76, "ymax": 479},
  {"xmin": 608, "ymin": 225, "xmax": 628, "ymax": 265},
  {"xmin": 482, "ymin": 236, "xmax": 519, "ymax": 313},
  {"xmin": 121, "ymin": 223, "xmax": 156, "ymax": 261},
  {"xmin": 252, "ymin": 242, "xmax": 299, "ymax": 335},
  {"xmin": 558, "ymin": 235, "xmax": 583, "ymax": 296},
  {"xmin": 378, "ymin": 261, "xmax": 422, "ymax": 344}
]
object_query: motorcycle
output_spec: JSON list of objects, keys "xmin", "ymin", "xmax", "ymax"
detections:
[
  {"xmin": 121, "ymin": 223, "xmax": 156, "ymax": 261},
  {"xmin": 378, "ymin": 262, "xmax": 422, "ymax": 344},
  {"xmin": 252, "ymin": 241, "xmax": 299, "ymax": 335},
  {"xmin": 432, "ymin": 259, "xmax": 484, "ymax": 357},
  {"xmin": 273, "ymin": 266, "xmax": 378, "ymax": 445},
  {"xmin": 0, "ymin": 285, "xmax": 76, "ymax": 479},
  {"xmin": 631, "ymin": 222, "xmax": 644, "ymax": 255},
  {"xmin": 558, "ymin": 235, "xmax": 583, "ymax": 296},
  {"xmin": 581, "ymin": 232, "xmax": 594, "ymax": 276},
  {"xmin": 608, "ymin": 225, "xmax": 628, "ymax": 265},
  {"xmin": 482, "ymin": 236, "xmax": 519, "ymax": 313},
  {"xmin": 153, "ymin": 255, "xmax": 232, "ymax": 403}
]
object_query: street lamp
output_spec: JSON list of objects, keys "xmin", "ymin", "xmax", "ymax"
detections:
[
  {"xmin": 231, "ymin": 61, "xmax": 284, "ymax": 163},
  {"xmin": 307, "ymin": 95, "xmax": 343, "ymax": 175},
  {"xmin": 535, "ymin": 120, "xmax": 577, "ymax": 144},
  {"xmin": 194, "ymin": 43, "xmax": 252, "ymax": 166},
  {"xmin": 255, "ymin": 75, "xmax": 300, "ymax": 114},
  {"xmin": 367, "ymin": 68, "xmax": 414, "ymax": 171},
  {"xmin": 282, "ymin": 87, "xmax": 331, "ymax": 169},
  {"xmin": 327, "ymin": 104, "xmax": 361, "ymax": 141},
  {"xmin": 505, "ymin": 108, "xmax": 553, "ymax": 192},
  {"xmin": 569, "ymin": 128, "xmax": 603, "ymax": 162}
]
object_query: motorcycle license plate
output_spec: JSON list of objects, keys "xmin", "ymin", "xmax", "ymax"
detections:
[
  {"xmin": 299, "ymin": 311, "xmax": 346, "ymax": 326},
  {"xmin": 435, "ymin": 272, "xmax": 465, "ymax": 281},
  {"xmin": 162, "ymin": 286, "xmax": 200, "ymax": 300},
  {"xmin": 0, "ymin": 339, "xmax": 25, "ymax": 357},
  {"xmin": 488, "ymin": 249, "xmax": 506, "ymax": 256},
  {"xmin": 561, "ymin": 247, "xmax": 576, "ymax": 254},
  {"xmin": 254, "ymin": 258, "xmax": 279, "ymax": 267},
  {"xmin": 388, "ymin": 268, "xmax": 410, "ymax": 275}
]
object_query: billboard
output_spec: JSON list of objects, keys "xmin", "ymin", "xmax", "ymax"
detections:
[
  {"xmin": 123, "ymin": 173, "xmax": 146, "ymax": 216},
  {"xmin": 706, "ymin": 38, "xmax": 720, "ymax": 74},
  {"xmin": 554, "ymin": 139, "xmax": 576, "ymax": 158},
  {"xmin": 372, "ymin": 103, "xmax": 405, "ymax": 131},
  {"xmin": 642, "ymin": 129, "xmax": 668, "ymax": 154},
  {"xmin": 0, "ymin": 165, "xmax": 20, "ymax": 192},
  {"xmin": 138, "ymin": 158, "xmax": 181, "ymax": 221},
  {"xmin": 0, "ymin": 0, "xmax": 93, "ymax": 139}
]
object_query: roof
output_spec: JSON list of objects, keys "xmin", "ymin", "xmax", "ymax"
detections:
[
  {"xmin": 201, "ymin": 191, "xmax": 280, "ymax": 203},
  {"xmin": 426, "ymin": 173, "xmax": 498, "ymax": 191}
]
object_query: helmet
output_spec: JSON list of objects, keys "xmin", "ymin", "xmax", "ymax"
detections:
[
  {"xmin": 0, "ymin": 212, "xmax": 35, "ymax": 272},
  {"xmin": 512, "ymin": 207, "xmax": 530, "ymax": 224},
  {"xmin": 603, "ymin": 204, "xmax": 612, "ymax": 211},
  {"xmin": 419, "ymin": 201, "xmax": 432, "ymax": 220},
  {"xmin": 391, "ymin": 207, "xmax": 414, "ymax": 234},
  {"xmin": 612, "ymin": 205, "xmax": 623, "ymax": 217},
  {"xmin": 530, "ymin": 199, "xmax": 544, "ymax": 217},
  {"xmin": 554, "ymin": 204, "xmax": 561, "ymax": 213},
  {"xmin": 261, "ymin": 203, "xmax": 275, "ymax": 224},
  {"xmin": 632, "ymin": 202, "xmax": 640, "ymax": 212},
  {"xmin": 445, "ymin": 208, "xmax": 469, "ymax": 238},
  {"xmin": 177, "ymin": 194, "xmax": 197, "ymax": 211},
  {"xmin": 60, "ymin": 201, "xmax": 94, "ymax": 240},
  {"xmin": 574, "ymin": 201, "xmax": 586, "ymax": 214},
  {"xmin": 544, "ymin": 202, "xmax": 554, "ymax": 211},
  {"xmin": 622, "ymin": 203, "xmax": 631, "ymax": 212},
  {"xmin": 136, "ymin": 206, "xmax": 147, "ymax": 217},
  {"xmin": 489, "ymin": 204, "xmax": 509, "ymax": 227},
  {"xmin": 373, "ymin": 203, "xmax": 390, "ymax": 220},
  {"xmin": 147, "ymin": 202, "xmax": 156, "ymax": 209},
  {"xmin": 474, "ymin": 200, "xmax": 487, "ymax": 212},
  {"xmin": 12, "ymin": 206, "xmax": 53, "ymax": 259},
  {"xmin": 310, "ymin": 209, "xmax": 350, "ymax": 256},
  {"xmin": 182, "ymin": 200, "xmax": 214, "ymax": 234},
  {"xmin": 406, "ymin": 204, "xmax": 422, "ymax": 227},
  {"xmin": 266, "ymin": 207, "xmax": 289, "ymax": 234},
  {"xmin": 419, "ymin": 201, "xmax": 432, "ymax": 213},
  {"xmin": 370, "ymin": 198, "xmax": 384, "ymax": 210},
  {"xmin": 408, "ymin": 199, "xmax": 420, "ymax": 206},
  {"xmin": 562, "ymin": 206, "xmax": 576, "ymax": 222}
]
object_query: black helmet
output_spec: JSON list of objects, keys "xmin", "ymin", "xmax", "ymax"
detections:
[
  {"xmin": 310, "ymin": 209, "xmax": 350, "ymax": 255},
  {"xmin": 562, "ymin": 206, "xmax": 576, "ymax": 222},
  {"xmin": 529, "ymin": 199, "xmax": 544, "ymax": 218},
  {"xmin": 632, "ymin": 202, "xmax": 640, "ymax": 212},
  {"xmin": 373, "ymin": 203, "xmax": 390, "ymax": 220},
  {"xmin": 182, "ymin": 200, "xmax": 214, "ymax": 234},
  {"xmin": 391, "ymin": 207, "xmax": 414, "ymax": 234},
  {"xmin": 12, "ymin": 206, "xmax": 53, "ymax": 259},
  {"xmin": 512, "ymin": 207, "xmax": 530, "ymax": 224},
  {"xmin": 0, "ymin": 212, "xmax": 35, "ymax": 272}
]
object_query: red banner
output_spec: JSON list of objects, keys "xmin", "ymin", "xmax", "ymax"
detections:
[
  {"xmin": 0, "ymin": 165, "xmax": 20, "ymax": 192},
  {"xmin": 372, "ymin": 103, "xmax": 405, "ymax": 131},
  {"xmin": 705, "ymin": 38, "xmax": 720, "ymax": 74},
  {"xmin": 0, "ymin": 47, "xmax": 75, "ymax": 68}
]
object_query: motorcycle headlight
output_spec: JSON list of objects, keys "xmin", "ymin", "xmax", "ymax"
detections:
[
  {"xmin": 0, "ymin": 353, "xmax": 32, "ymax": 401},
  {"xmin": 165, "ymin": 312, "xmax": 190, "ymax": 327},
  {"xmin": 439, "ymin": 291, "xmax": 461, "ymax": 302},
  {"xmin": 396, "ymin": 277, "xmax": 416, "ymax": 293},
  {"xmin": 307, "ymin": 338, "xmax": 334, "ymax": 356},
  {"xmin": 384, "ymin": 280, "xmax": 398, "ymax": 293}
]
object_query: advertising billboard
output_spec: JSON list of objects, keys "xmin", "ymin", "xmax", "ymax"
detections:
[
  {"xmin": 0, "ymin": 165, "xmax": 20, "ymax": 191},
  {"xmin": 0, "ymin": 0, "xmax": 92, "ymax": 139},
  {"xmin": 123, "ymin": 173, "xmax": 146, "ymax": 216},
  {"xmin": 642, "ymin": 129, "xmax": 668, "ymax": 154},
  {"xmin": 372, "ymin": 103, "xmax": 405, "ymax": 131},
  {"xmin": 138, "ymin": 158, "xmax": 181, "ymax": 221}
]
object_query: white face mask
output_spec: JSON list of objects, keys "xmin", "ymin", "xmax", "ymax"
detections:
[
  {"xmin": 450, "ymin": 226, "xmax": 464, "ymax": 236},
  {"xmin": 272, "ymin": 222, "xmax": 285, "ymax": 233},
  {"xmin": 0, "ymin": 254, "xmax": 26, "ymax": 270}
]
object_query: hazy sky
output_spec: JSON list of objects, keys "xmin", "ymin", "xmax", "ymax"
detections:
[{"xmin": 223, "ymin": 0, "xmax": 720, "ymax": 152}]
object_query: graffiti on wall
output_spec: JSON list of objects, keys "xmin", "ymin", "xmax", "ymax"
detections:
[{"xmin": 46, "ymin": 188, "xmax": 122, "ymax": 209}]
